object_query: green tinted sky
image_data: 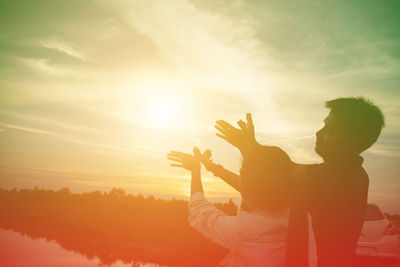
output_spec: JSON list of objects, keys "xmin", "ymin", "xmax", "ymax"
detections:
[{"xmin": 0, "ymin": 0, "xmax": 399, "ymax": 211}]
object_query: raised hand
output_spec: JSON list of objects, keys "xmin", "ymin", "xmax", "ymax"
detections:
[
  {"xmin": 245, "ymin": 113, "xmax": 256, "ymax": 145},
  {"xmin": 197, "ymin": 149, "xmax": 218, "ymax": 172},
  {"xmin": 198, "ymin": 148, "xmax": 212, "ymax": 164},
  {"xmin": 215, "ymin": 113, "xmax": 258, "ymax": 154},
  {"xmin": 167, "ymin": 147, "xmax": 201, "ymax": 172}
]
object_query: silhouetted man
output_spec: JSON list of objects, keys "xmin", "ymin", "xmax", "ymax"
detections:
[{"xmin": 210, "ymin": 97, "xmax": 385, "ymax": 267}]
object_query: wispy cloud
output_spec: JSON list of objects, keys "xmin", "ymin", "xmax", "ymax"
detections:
[
  {"xmin": 0, "ymin": 120, "xmax": 160, "ymax": 158},
  {"xmin": 107, "ymin": 0, "xmax": 277, "ymax": 97},
  {"xmin": 0, "ymin": 0, "xmax": 399, "ymax": 210},
  {"xmin": 0, "ymin": 122, "xmax": 57, "ymax": 135},
  {"xmin": 15, "ymin": 57, "xmax": 75, "ymax": 76},
  {"xmin": 366, "ymin": 146, "xmax": 400, "ymax": 158},
  {"xmin": 41, "ymin": 39, "xmax": 88, "ymax": 61},
  {"xmin": 262, "ymin": 134, "xmax": 315, "ymax": 143},
  {"xmin": 0, "ymin": 111, "xmax": 99, "ymax": 134}
]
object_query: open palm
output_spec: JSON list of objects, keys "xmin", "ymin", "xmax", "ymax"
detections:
[
  {"xmin": 167, "ymin": 147, "xmax": 201, "ymax": 171},
  {"xmin": 215, "ymin": 113, "xmax": 257, "ymax": 154}
]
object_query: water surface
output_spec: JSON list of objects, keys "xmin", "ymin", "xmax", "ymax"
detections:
[{"xmin": 0, "ymin": 228, "xmax": 163, "ymax": 267}]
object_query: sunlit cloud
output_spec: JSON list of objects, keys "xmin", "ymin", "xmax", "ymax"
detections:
[
  {"xmin": 107, "ymin": 0, "xmax": 278, "ymax": 102},
  {"xmin": 0, "ymin": 111, "xmax": 99, "ymax": 134},
  {"xmin": 41, "ymin": 39, "xmax": 88, "ymax": 61},
  {"xmin": 366, "ymin": 146, "xmax": 400, "ymax": 158},
  {"xmin": 15, "ymin": 57, "xmax": 75, "ymax": 76},
  {"xmin": 0, "ymin": 0, "xmax": 399, "ymax": 212},
  {"xmin": 0, "ymin": 122, "xmax": 57, "ymax": 136}
]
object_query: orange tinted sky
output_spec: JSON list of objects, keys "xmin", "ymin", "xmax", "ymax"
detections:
[{"xmin": 0, "ymin": 0, "xmax": 399, "ymax": 212}]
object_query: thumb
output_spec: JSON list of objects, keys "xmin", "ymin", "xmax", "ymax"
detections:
[
  {"xmin": 246, "ymin": 113, "xmax": 254, "ymax": 129},
  {"xmin": 204, "ymin": 149, "xmax": 212, "ymax": 159},
  {"xmin": 246, "ymin": 113, "xmax": 255, "ymax": 142}
]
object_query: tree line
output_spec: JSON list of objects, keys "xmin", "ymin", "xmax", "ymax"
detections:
[{"xmin": 0, "ymin": 187, "xmax": 238, "ymax": 267}]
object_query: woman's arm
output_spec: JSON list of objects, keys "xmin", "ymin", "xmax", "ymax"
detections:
[
  {"xmin": 167, "ymin": 147, "xmax": 204, "ymax": 195},
  {"xmin": 168, "ymin": 147, "xmax": 239, "ymax": 249},
  {"xmin": 190, "ymin": 167, "xmax": 204, "ymax": 195},
  {"xmin": 188, "ymin": 192, "xmax": 239, "ymax": 249}
]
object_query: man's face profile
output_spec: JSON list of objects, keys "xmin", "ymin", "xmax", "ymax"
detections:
[{"xmin": 315, "ymin": 111, "xmax": 347, "ymax": 161}]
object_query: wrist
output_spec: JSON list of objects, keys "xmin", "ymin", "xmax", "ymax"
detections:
[
  {"xmin": 191, "ymin": 165, "xmax": 201, "ymax": 174},
  {"xmin": 240, "ymin": 141, "xmax": 261, "ymax": 156},
  {"xmin": 204, "ymin": 161, "xmax": 217, "ymax": 172},
  {"xmin": 239, "ymin": 145, "xmax": 251, "ymax": 156},
  {"xmin": 210, "ymin": 164, "xmax": 223, "ymax": 176}
]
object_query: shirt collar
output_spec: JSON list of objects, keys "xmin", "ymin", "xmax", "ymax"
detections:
[{"xmin": 324, "ymin": 155, "xmax": 364, "ymax": 170}]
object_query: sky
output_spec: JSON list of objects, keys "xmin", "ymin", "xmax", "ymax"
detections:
[{"xmin": 0, "ymin": 0, "xmax": 399, "ymax": 212}]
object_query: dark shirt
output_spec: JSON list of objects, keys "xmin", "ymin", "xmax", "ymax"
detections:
[
  {"xmin": 285, "ymin": 179, "xmax": 310, "ymax": 267},
  {"xmin": 305, "ymin": 156, "xmax": 369, "ymax": 267}
]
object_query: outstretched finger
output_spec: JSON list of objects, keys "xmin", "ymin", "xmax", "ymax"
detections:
[
  {"xmin": 246, "ymin": 113, "xmax": 256, "ymax": 142},
  {"xmin": 167, "ymin": 155, "xmax": 185, "ymax": 161},
  {"xmin": 168, "ymin": 150, "xmax": 188, "ymax": 155},
  {"xmin": 170, "ymin": 163, "xmax": 184, "ymax": 168},
  {"xmin": 216, "ymin": 133, "xmax": 232, "ymax": 143},
  {"xmin": 167, "ymin": 157, "xmax": 183, "ymax": 163},
  {"xmin": 246, "ymin": 113, "xmax": 254, "ymax": 129},
  {"xmin": 167, "ymin": 154, "xmax": 182, "ymax": 160},
  {"xmin": 199, "ymin": 149, "xmax": 212, "ymax": 163},
  {"xmin": 204, "ymin": 149, "xmax": 212, "ymax": 159},
  {"xmin": 215, "ymin": 124, "xmax": 229, "ymax": 136},
  {"xmin": 168, "ymin": 151, "xmax": 189, "ymax": 158},
  {"xmin": 237, "ymin": 120, "xmax": 247, "ymax": 131},
  {"xmin": 216, "ymin": 120, "xmax": 237, "ymax": 132},
  {"xmin": 167, "ymin": 153, "xmax": 185, "ymax": 160}
]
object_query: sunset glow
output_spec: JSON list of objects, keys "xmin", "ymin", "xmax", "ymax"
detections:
[
  {"xmin": 148, "ymin": 100, "xmax": 177, "ymax": 129},
  {"xmin": 0, "ymin": 0, "xmax": 399, "ymax": 214}
]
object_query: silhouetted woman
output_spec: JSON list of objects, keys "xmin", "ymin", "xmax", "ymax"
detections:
[{"xmin": 167, "ymin": 146, "xmax": 317, "ymax": 267}]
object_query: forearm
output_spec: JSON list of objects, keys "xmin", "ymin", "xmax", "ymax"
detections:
[
  {"xmin": 190, "ymin": 169, "xmax": 204, "ymax": 195},
  {"xmin": 214, "ymin": 167, "xmax": 241, "ymax": 193},
  {"xmin": 239, "ymin": 140, "xmax": 262, "ymax": 158}
]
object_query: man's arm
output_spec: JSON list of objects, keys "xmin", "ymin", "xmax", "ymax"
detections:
[
  {"xmin": 213, "ymin": 113, "xmax": 321, "ymax": 190},
  {"xmin": 206, "ymin": 162, "xmax": 241, "ymax": 193},
  {"xmin": 206, "ymin": 159, "xmax": 320, "ymax": 193},
  {"xmin": 198, "ymin": 149, "xmax": 241, "ymax": 192}
]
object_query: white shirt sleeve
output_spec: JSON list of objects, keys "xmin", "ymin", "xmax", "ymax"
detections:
[{"xmin": 188, "ymin": 192, "xmax": 239, "ymax": 249}]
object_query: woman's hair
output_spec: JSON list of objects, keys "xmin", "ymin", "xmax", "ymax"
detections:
[{"xmin": 240, "ymin": 146, "xmax": 294, "ymax": 213}]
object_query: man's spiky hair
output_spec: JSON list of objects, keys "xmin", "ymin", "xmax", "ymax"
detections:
[{"xmin": 325, "ymin": 96, "xmax": 385, "ymax": 153}]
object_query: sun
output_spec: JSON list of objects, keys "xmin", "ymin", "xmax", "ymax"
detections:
[
  {"xmin": 135, "ymin": 78, "xmax": 188, "ymax": 130},
  {"xmin": 148, "ymin": 100, "xmax": 176, "ymax": 129}
]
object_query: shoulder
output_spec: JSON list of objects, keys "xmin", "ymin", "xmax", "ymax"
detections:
[{"xmin": 292, "ymin": 163, "xmax": 323, "ymax": 178}]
